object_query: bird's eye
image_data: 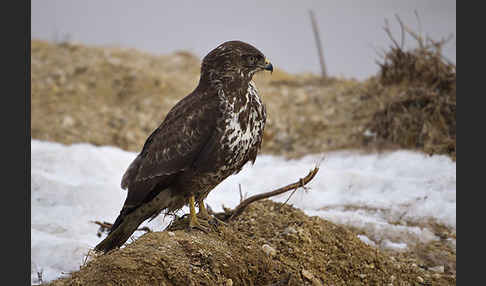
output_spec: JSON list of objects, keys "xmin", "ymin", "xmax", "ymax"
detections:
[{"xmin": 247, "ymin": 56, "xmax": 257, "ymax": 65}]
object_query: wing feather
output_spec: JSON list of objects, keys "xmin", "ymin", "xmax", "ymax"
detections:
[{"xmin": 120, "ymin": 91, "xmax": 220, "ymax": 208}]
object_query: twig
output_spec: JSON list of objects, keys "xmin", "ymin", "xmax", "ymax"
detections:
[
  {"xmin": 275, "ymin": 178, "xmax": 308, "ymax": 211},
  {"xmin": 92, "ymin": 220, "xmax": 152, "ymax": 236},
  {"xmin": 215, "ymin": 167, "xmax": 320, "ymax": 221},
  {"xmin": 239, "ymin": 183, "xmax": 243, "ymax": 203},
  {"xmin": 383, "ymin": 18, "xmax": 401, "ymax": 50},
  {"xmin": 395, "ymin": 14, "xmax": 424, "ymax": 49},
  {"xmin": 37, "ymin": 269, "xmax": 43, "ymax": 284},
  {"xmin": 395, "ymin": 14, "xmax": 405, "ymax": 49},
  {"xmin": 414, "ymin": 10, "xmax": 423, "ymax": 42},
  {"xmin": 93, "ymin": 221, "xmax": 113, "ymax": 230}
]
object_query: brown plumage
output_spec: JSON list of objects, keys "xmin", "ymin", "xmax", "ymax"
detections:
[{"xmin": 94, "ymin": 41, "xmax": 273, "ymax": 253}]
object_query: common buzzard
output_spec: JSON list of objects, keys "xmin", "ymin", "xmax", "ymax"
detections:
[{"xmin": 95, "ymin": 40, "xmax": 273, "ymax": 253}]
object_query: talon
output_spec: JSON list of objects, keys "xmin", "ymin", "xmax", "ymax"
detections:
[
  {"xmin": 189, "ymin": 220, "xmax": 209, "ymax": 233},
  {"xmin": 197, "ymin": 198, "xmax": 211, "ymax": 220},
  {"xmin": 189, "ymin": 195, "xmax": 209, "ymax": 233}
]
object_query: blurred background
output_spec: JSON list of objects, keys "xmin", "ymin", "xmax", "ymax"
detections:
[{"xmin": 32, "ymin": 0, "xmax": 456, "ymax": 80}]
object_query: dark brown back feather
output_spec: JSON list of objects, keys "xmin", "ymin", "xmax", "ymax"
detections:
[{"xmin": 120, "ymin": 88, "xmax": 221, "ymax": 210}]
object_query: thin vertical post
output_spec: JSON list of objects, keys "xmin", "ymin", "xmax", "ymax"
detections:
[{"xmin": 309, "ymin": 10, "xmax": 328, "ymax": 78}]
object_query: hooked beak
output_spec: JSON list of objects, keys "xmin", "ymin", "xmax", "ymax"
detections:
[{"xmin": 264, "ymin": 58, "xmax": 273, "ymax": 73}]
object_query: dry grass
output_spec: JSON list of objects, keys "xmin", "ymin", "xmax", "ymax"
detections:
[{"xmin": 363, "ymin": 16, "xmax": 456, "ymax": 160}]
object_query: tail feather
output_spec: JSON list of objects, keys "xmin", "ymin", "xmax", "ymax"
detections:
[
  {"xmin": 94, "ymin": 190, "xmax": 175, "ymax": 253},
  {"xmin": 94, "ymin": 211, "xmax": 146, "ymax": 253}
]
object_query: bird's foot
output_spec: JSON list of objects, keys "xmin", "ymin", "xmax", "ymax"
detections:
[
  {"xmin": 187, "ymin": 195, "xmax": 209, "ymax": 233},
  {"xmin": 196, "ymin": 212, "xmax": 211, "ymax": 221},
  {"xmin": 195, "ymin": 199, "xmax": 226, "ymax": 229},
  {"xmin": 188, "ymin": 216, "xmax": 210, "ymax": 233}
]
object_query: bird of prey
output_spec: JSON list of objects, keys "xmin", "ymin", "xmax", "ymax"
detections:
[{"xmin": 95, "ymin": 40, "xmax": 273, "ymax": 253}]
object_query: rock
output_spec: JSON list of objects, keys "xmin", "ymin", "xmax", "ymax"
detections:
[
  {"xmin": 302, "ymin": 269, "xmax": 314, "ymax": 280},
  {"xmin": 167, "ymin": 232, "xmax": 175, "ymax": 237},
  {"xmin": 282, "ymin": 226, "xmax": 297, "ymax": 235},
  {"xmin": 417, "ymin": 276, "xmax": 424, "ymax": 283},
  {"xmin": 225, "ymin": 278, "xmax": 233, "ymax": 286},
  {"xmin": 261, "ymin": 244, "xmax": 276, "ymax": 256},
  {"xmin": 429, "ymin": 265, "xmax": 444, "ymax": 273},
  {"xmin": 301, "ymin": 269, "xmax": 322, "ymax": 286},
  {"xmin": 62, "ymin": 116, "xmax": 75, "ymax": 127}
]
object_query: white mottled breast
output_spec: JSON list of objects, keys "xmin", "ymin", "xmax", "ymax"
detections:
[
  {"xmin": 190, "ymin": 80, "xmax": 267, "ymax": 199},
  {"xmin": 220, "ymin": 81, "xmax": 265, "ymax": 170}
]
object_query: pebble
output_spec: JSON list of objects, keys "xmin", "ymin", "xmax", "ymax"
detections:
[
  {"xmin": 167, "ymin": 232, "xmax": 175, "ymax": 237},
  {"xmin": 225, "ymin": 279, "xmax": 233, "ymax": 286},
  {"xmin": 261, "ymin": 244, "xmax": 277, "ymax": 256},
  {"xmin": 417, "ymin": 276, "xmax": 424, "ymax": 283},
  {"xmin": 302, "ymin": 269, "xmax": 314, "ymax": 280},
  {"xmin": 429, "ymin": 265, "xmax": 444, "ymax": 273},
  {"xmin": 282, "ymin": 226, "xmax": 297, "ymax": 235},
  {"xmin": 301, "ymin": 269, "xmax": 322, "ymax": 286},
  {"xmin": 62, "ymin": 116, "xmax": 75, "ymax": 127}
]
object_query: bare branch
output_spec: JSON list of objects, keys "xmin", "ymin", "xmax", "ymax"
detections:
[
  {"xmin": 414, "ymin": 10, "xmax": 423, "ymax": 42},
  {"xmin": 395, "ymin": 14, "xmax": 424, "ymax": 49},
  {"xmin": 373, "ymin": 46, "xmax": 388, "ymax": 60},
  {"xmin": 92, "ymin": 220, "xmax": 152, "ymax": 236},
  {"xmin": 394, "ymin": 14, "xmax": 405, "ymax": 49},
  {"xmin": 94, "ymin": 168, "xmax": 320, "ymax": 234},
  {"xmin": 215, "ymin": 167, "xmax": 320, "ymax": 221},
  {"xmin": 239, "ymin": 183, "xmax": 243, "ymax": 203},
  {"xmin": 383, "ymin": 18, "xmax": 401, "ymax": 50}
]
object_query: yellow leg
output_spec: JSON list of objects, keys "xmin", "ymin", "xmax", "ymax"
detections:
[
  {"xmin": 197, "ymin": 198, "xmax": 210, "ymax": 220},
  {"xmin": 189, "ymin": 195, "xmax": 208, "ymax": 232},
  {"xmin": 198, "ymin": 197, "xmax": 227, "ymax": 227}
]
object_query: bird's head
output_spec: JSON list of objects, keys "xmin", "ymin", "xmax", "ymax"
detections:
[{"xmin": 200, "ymin": 40, "xmax": 273, "ymax": 85}]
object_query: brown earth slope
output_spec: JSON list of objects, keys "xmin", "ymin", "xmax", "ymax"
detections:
[{"xmin": 46, "ymin": 201, "xmax": 455, "ymax": 286}]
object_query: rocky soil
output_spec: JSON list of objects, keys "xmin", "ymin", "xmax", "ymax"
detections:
[{"xmin": 46, "ymin": 201, "xmax": 455, "ymax": 286}]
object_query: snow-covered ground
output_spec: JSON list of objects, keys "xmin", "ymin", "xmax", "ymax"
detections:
[{"xmin": 31, "ymin": 139, "xmax": 456, "ymax": 284}]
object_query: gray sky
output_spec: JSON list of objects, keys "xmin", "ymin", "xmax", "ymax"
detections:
[{"xmin": 31, "ymin": 0, "xmax": 456, "ymax": 80}]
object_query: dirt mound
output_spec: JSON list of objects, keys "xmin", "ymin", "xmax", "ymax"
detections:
[
  {"xmin": 363, "ymin": 19, "xmax": 456, "ymax": 160},
  {"xmin": 45, "ymin": 200, "xmax": 455, "ymax": 286}
]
